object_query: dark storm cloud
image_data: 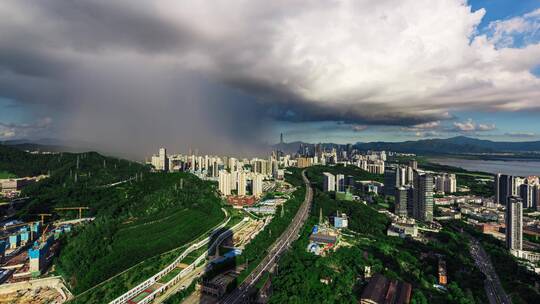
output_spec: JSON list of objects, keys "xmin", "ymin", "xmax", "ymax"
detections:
[
  {"xmin": 39, "ymin": 1, "xmax": 198, "ymax": 53},
  {"xmin": 1, "ymin": 0, "xmax": 540, "ymax": 155},
  {"xmin": 266, "ymin": 101, "xmax": 451, "ymax": 126},
  {"xmin": 0, "ymin": 0, "xmax": 269, "ymax": 156}
]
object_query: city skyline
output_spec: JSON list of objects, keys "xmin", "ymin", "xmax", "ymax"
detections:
[
  {"xmin": 2, "ymin": 1, "xmax": 540, "ymax": 303},
  {"xmin": 0, "ymin": 0, "xmax": 539, "ymax": 155}
]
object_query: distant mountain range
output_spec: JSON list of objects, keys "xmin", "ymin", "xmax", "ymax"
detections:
[
  {"xmin": 353, "ymin": 136, "xmax": 540, "ymax": 154},
  {"xmin": 4, "ymin": 136, "xmax": 540, "ymax": 157},
  {"xmin": 272, "ymin": 136, "xmax": 540, "ymax": 155},
  {"xmin": 0, "ymin": 138, "xmax": 94, "ymax": 154}
]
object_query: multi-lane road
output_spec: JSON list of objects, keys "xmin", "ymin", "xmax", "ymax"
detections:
[
  {"xmin": 468, "ymin": 237, "xmax": 512, "ymax": 304},
  {"xmin": 221, "ymin": 170, "xmax": 313, "ymax": 304}
]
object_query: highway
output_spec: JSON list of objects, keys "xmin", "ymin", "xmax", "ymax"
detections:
[
  {"xmin": 468, "ymin": 237, "xmax": 512, "ymax": 304},
  {"xmin": 221, "ymin": 170, "xmax": 313, "ymax": 304}
]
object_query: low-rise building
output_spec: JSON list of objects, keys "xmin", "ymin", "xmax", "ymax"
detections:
[
  {"xmin": 360, "ymin": 273, "xmax": 412, "ymax": 304},
  {"xmin": 333, "ymin": 212, "xmax": 348, "ymax": 229},
  {"xmin": 387, "ymin": 223, "xmax": 418, "ymax": 239}
]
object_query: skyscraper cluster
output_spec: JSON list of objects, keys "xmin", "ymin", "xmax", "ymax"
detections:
[
  {"xmin": 322, "ymin": 172, "xmax": 354, "ymax": 194},
  {"xmin": 218, "ymin": 170, "xmax": 264, "ymax": 197},
  {"xmin": 147, "ymin": 147, "xmax": 292, "ymax": 198},
  {"xmin": 495, "ymin": 174, "xmax": 540, "ymax": 209},
  {"xmin": 387, "ymin": 160, "xmax": 441, "ymax": 222},
  {"xmin": 434, "ymin": 173, "xmax": 457, "ymax": 194},
  {"xmin": 295, "ymin": 143, "xmax": 387, "ymax": 174},
  {"xmin": 495, "ymin": 174, "xmax": 540, "ymax": 256}
]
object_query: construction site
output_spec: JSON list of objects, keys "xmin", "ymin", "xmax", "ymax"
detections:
[{"xmin": 0, "ymin": 206, "xmax": 92, "ymax": 303}]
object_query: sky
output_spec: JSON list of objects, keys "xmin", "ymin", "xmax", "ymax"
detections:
[{"xmin": 0, "ymin": 0, "xmax": 539, "ymax": 156}]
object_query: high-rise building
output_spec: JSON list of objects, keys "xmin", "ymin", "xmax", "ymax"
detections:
[
  {"xmin": 534, "ymin": 185, "xmax": 540, "ymax": 211},
  {"xmin": 435, "ymin": 174, "xmax": 457, "ymax": 194},
  {"xmin": 506, "ymin": 196, "xmax": 523, "ymax": 251},
  {"xmin": 398, "ymin": 167, "xmax": 407, "ymax": 186},
  {"xmin": 446, "ymin": 174, "xmax": 457, "ymax": 193},
  {"xmin": 237, "ymin": 172, "xmax": 247, "ymax": 196},
  {"xmin": 384, "ymin": 167, "xmax": 399, "ymax": 196},
  {"xmin": 336, "ymin": 174, "xmax": 345, "ymax": 192},
  {"xmin": 414, "ymin": 172, "xmax": 434, "ymax": 222},
  {"xmin": 297, "ymin": 157, "xmax": 313, "ymax": 168},
  {"xmin": 406, "ymin": 166, "xmax": 414, "ymax": 185},
  {"xmin": 323, "ymin": 172, "xmax": 336, "ymax": 192},
  {"xmin": 151, "ymin": 147, "xmax": 169, "ymax": 171},
  {"xmin": 409, "ymin": 160, "xmax": 418, "ymax": 170},
  {"xmin": 519, "ymin": 183, "xmax": 534, "ymax": 209},
  {"xmin": 365, "ymin": 160, "xmax": 385, "ymax": 174},
  {"xmin": 395, "ymin": 187, "xmax": 409, "ymax": 217},
  {"xmin": 346, "ymin": 175, "xmax": 355, "ymax": 189},
  {"xmin": 252, "ymin": 174, "xmax": 263, "ymax": 197},
  {"xmin": 496, "ymin": 174, "xmax": 514, "ymax": 205},
  {"xmin": 160, "ymin": 147, "xmax": 168, "ymax": 171},
  {"xmin": 228, "ymin": 157, "xmax": 237, "ymax": 172},
  {"xmin": 406, "ymin": 186, "xmax": 415, "ymax": 217},
  {"xmin": 218, "ymin": 171, "xmax": 231, "ymax": 196}
]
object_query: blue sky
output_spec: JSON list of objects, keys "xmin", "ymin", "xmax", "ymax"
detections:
[
  {"xmin": 1, "ymin": 0, "xmax": 540, "ymax": 152},
  {"xmin": 471, "ymin": 0, "xmax": 539, "ymax": 25}
]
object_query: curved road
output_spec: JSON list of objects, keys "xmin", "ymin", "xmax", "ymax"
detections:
[{"xmin": 221, "ymin": 170, "xmax": 313, "ymax": 304}]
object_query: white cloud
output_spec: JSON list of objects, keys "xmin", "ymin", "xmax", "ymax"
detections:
[
  {"xmin": 351, "ymin": 125, "xmax": 368, "ymax": 132},
  {"xmin": 453, "ymin": 119, "xmax": 495, "ymax": 132},
  {"xmin": 412, "ymin": 121, "xmax": 441, "ymax": 130},
  {"xmin": 0, "ymin": 130, "xmax": 16, "ymax": 138},
  {"xmin": 487, "ymin": 8, "xmax": 540, "ymax": 47}
]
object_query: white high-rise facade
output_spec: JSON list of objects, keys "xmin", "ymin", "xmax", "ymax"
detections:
[
  {"xmin": 219, "ymin": 171, "xmax": 231, "ymax": 196},
  {"xmin": 323, "ymin": 172, "xmax": 336, "ymax": 192},
  {"xmin": 252, "ymin": 174, "xmax": 264, "ymax": 197},
  {"xmin": 237, "ymin": 172, "xmax": 247, "ymax": 196},
  {"xmin": 506, "ymin": 196, "xmax": 523, "ymax": 251},
  {"xmin": 151, "ymin": 147, "xmax": 169, "ymax": 171},
  {"xmin": 435, "ymin": 174, "xmax": 457, "ymax": 194}
]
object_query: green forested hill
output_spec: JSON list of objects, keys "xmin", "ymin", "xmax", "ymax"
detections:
[
  {"xmin": 0, "ymin": 144, "xmax": 66, "ymax": 177},
  {"xmin": 58, "ymin": 172, "xmax": 225, "ymax": 295},
  {"xmin": 0, "ymin": 145, "xmax": 225, "ymax": 299}
]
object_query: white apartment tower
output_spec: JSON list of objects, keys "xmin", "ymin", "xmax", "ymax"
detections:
[
  {"xmin": 219, "ymin": 171, "xmax": 231, "ymax": 196},
  {"xmin": 506, "ymin": 196, "xmax": 523, "ymax": 251},
  {"xmin": 252, "ymin": 174, "xmax": 264, "ymax": 197},
  {"xmin": 237, "ymin": 172, "xmax": 247, "ymax": 196},
  {"xmin": 151, "ymin": 147, "xmax": 169, "ymax": 171},
  {"xmin": 323, "ymin": 172, "xmax": 336, "ymax": 192}
]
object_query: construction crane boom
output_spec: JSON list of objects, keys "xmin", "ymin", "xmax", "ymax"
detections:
[{"xmin": 34, "ymin": 214, "xmax": 53, "ymax": 225}]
